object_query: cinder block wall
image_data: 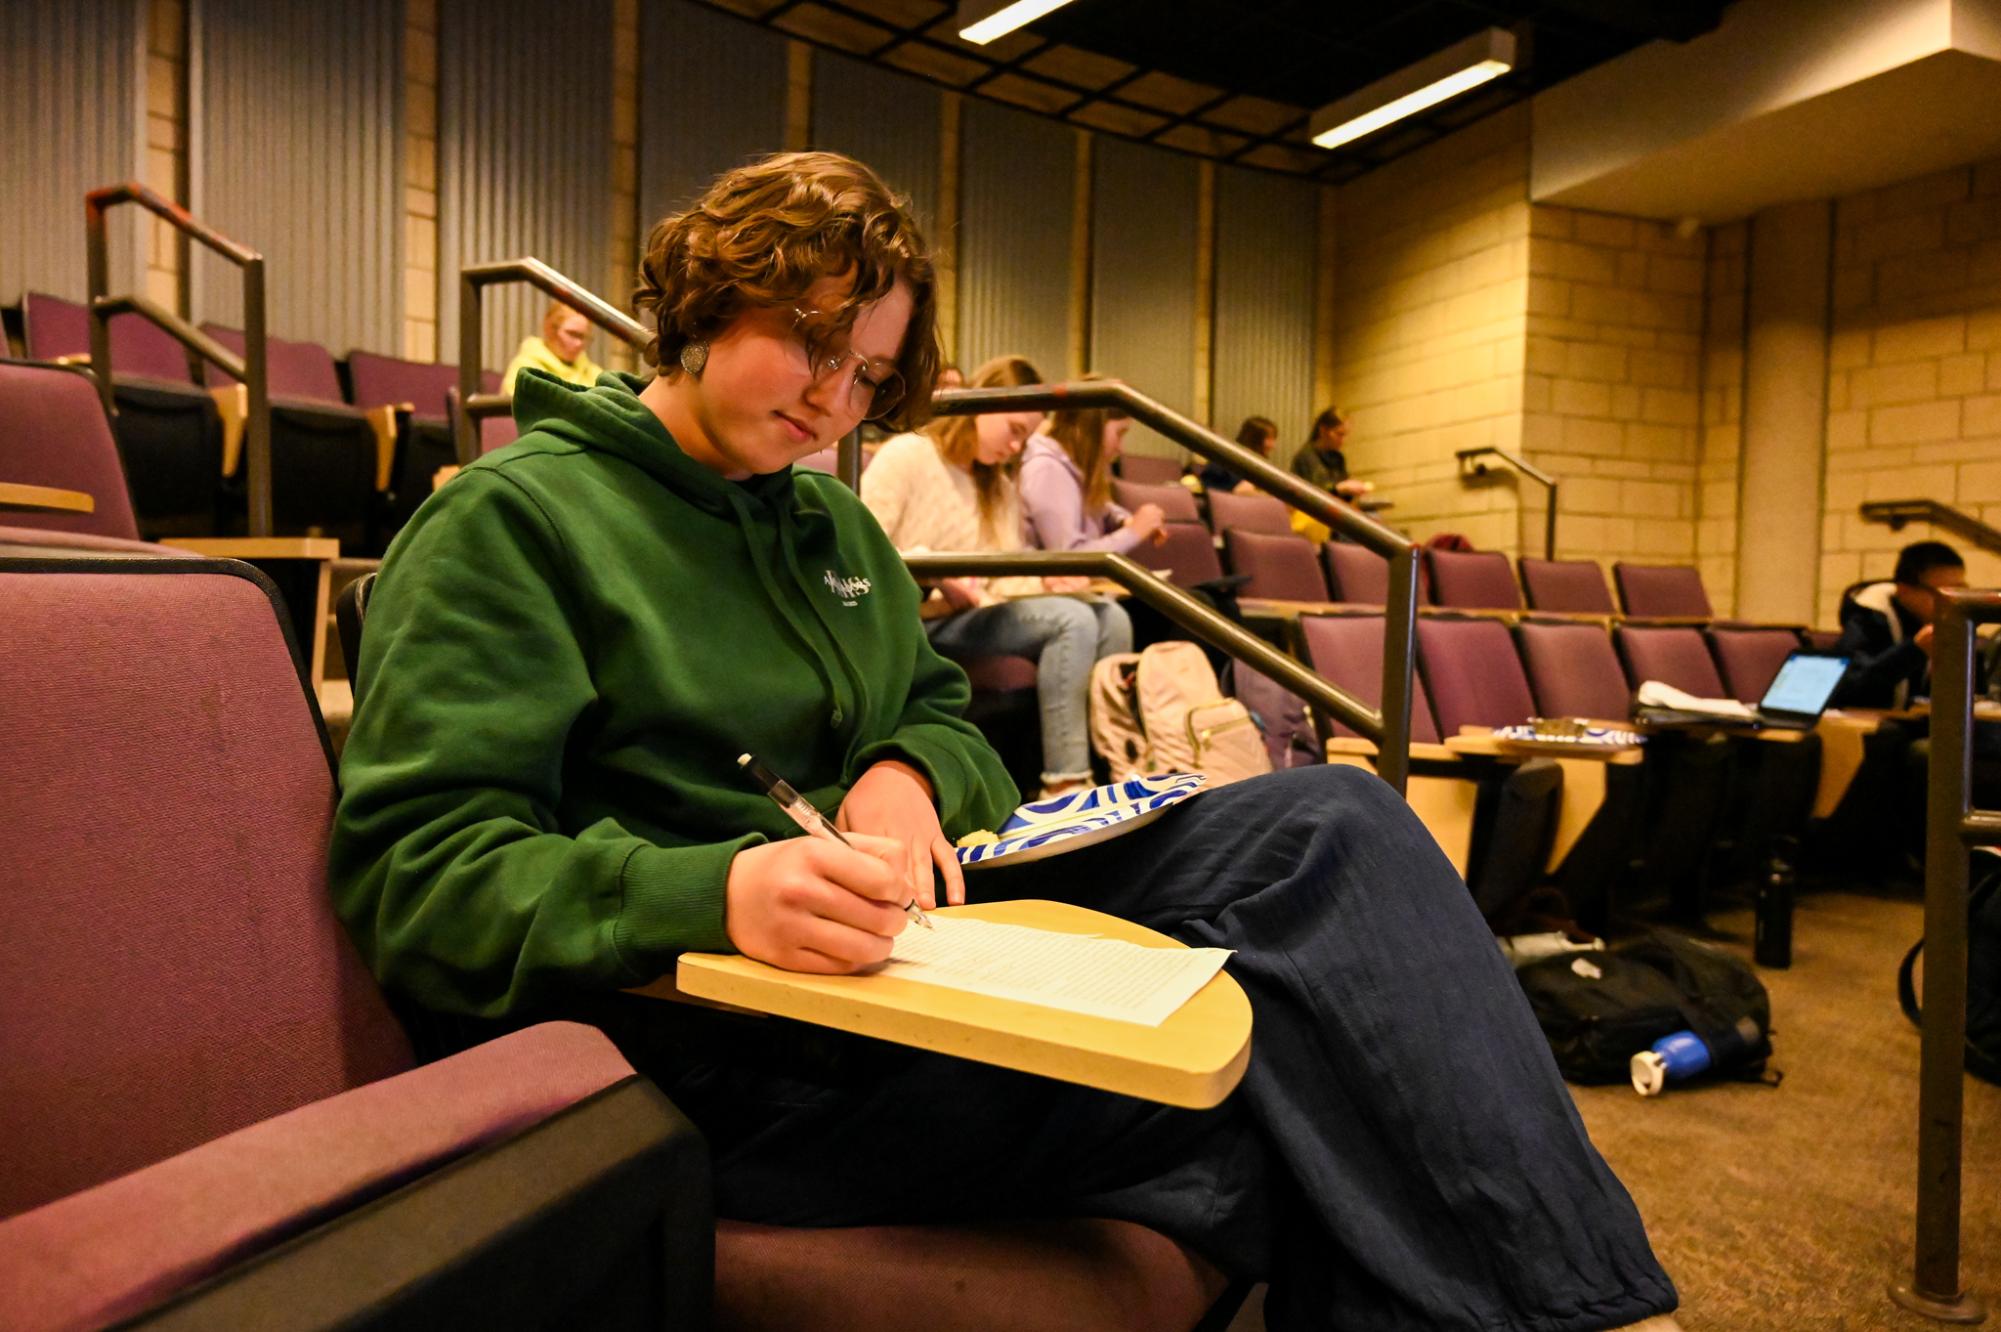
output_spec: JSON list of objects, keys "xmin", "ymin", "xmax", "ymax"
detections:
[{"xmin": 1818, "ymin": 160, "xmax": 2001, "ymax": 624}]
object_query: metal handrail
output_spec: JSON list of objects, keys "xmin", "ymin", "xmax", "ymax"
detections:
[
  {"xmin": 1892, "ymin": 586, "xmax": 1998, "ymax": 1323},
  {"xmin": 1457, "ymin": 447, "xmax": 1559, "ymax": 561},
  {"xmin": 926, "ymin": 381, "xmax": 1418, "ymax": 793},
  {"xmin": 455, "ymin": 258, "xmax": 649, "ymax": 464},
  {"xmin": 1861, "ymin": 500, "xmax": 2001, "ymax": 559},
  {"xmin": 85, "ymin": 182, "xmax": 273, "ymax": 534}
]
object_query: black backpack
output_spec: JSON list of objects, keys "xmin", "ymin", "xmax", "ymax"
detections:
[
  {"xmin": 1898, "ymin": 853, "xmax": 2001, "ymax": 1086},
  {"xmin": 1516, "ymin": 930, "xmax": 1775, "ymax": 1086}
]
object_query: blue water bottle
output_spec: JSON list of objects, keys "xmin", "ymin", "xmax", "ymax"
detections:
[{"xmin": 1630, "ymin": 1030, "xmax": 1711, "ymax": 1096}]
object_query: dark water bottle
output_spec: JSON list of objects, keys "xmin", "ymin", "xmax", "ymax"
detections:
[{"xmin": 1755, "ymin": 842, "xmax": 1796, "ymax": 969}]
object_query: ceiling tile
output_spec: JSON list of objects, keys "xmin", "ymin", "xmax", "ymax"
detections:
[
  {"xmin": 772, "ymin": 3, "xmax": 894, "ymax": 52},
  {"xmin": 980, "ymin": 71, "xmax": 1078, "ymax": 115},
  {"xmin": 879, "ymin": 40, "xmax": 987, "ymax": 85},
  {"xmin": 1066, "ymin": 99, "xmax": 1169, "ymax": 138}
]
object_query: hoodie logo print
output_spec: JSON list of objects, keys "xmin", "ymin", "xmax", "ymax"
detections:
[{"xmin": 823, "ymin": 569, "xmax": 872, "ymax": 606}]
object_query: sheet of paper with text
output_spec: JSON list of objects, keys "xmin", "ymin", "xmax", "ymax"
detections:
[{"xmin": 885, "ymin": 916, "xmax": 1232, "ymax": 1026}]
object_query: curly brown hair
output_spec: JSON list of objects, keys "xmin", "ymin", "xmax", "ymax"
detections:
[{"xmin": 633, "ymin": 150, "xmax": 940, "ymax": 430}]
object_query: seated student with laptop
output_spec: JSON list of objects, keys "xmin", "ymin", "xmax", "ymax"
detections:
[{"xmin": 329, "ymin": 150, "xmax": 1678, "ymax": 1331}]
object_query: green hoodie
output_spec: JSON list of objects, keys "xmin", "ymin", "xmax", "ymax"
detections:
[{"xmin": 330, "ymin": 371, "xmax": 1020, "ymax": 1018}]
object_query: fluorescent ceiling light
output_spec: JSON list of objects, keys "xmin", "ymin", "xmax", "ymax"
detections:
[
  {"xmin": 957, "ymin": 0, "xmax": 1079, "ymax": 45},
  {"xmin": 1310, "ymin": 27, "xmax": 1517, "ymax": 150}
]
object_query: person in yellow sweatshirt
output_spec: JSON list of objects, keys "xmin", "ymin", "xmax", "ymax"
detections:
[{"xmin": 501, "ymin": 300, "xmax": 602, "ymax": 392}]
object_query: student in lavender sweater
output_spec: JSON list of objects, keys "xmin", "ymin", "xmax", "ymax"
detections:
[{"xmin": 1019, "ymin": 381, "xmax": 1168, "ymax": 555}]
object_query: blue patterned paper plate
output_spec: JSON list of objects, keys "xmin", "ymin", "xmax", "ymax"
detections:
[
  {"xmin": 1490, "ymin": 722, "xmax": 1644, "ymax": 750},
  {"xmin": 956, "ymin": 773, "xmax": 1208, "ymax": 869}
]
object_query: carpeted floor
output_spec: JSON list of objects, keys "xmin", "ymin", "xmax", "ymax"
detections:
[{"xmin": 1229, "ymin": 890, "xmax": 1998, "ymax": 1330}]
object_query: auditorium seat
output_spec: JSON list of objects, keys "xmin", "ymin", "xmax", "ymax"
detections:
[
  {"xmin": 20, "ymin": 292, "xmax": 223, "ymax": 537},
  {"xmin": 1518, "ymin": 557, "xmax": 1616, "ymax": 614},
  {"xmin": 1115, "ymin": 452, "xmax": 1182, "ymax": 484},
  {"xmin": 0, "ymin": 359, "xmax": 143, "ymax": 541},
  {"xmin": 1295, "ymin": 612, "xmax": 1439, "ymax": 743},
  {"xmin": 1321, "ymin": 540, "xmax": 1431, "ymax": 606},
  {"xmin": 0, "ymin": 556, "xmax": 707, "ymax": 1330},
  {"xmin": 1614, "ymin": 561, "xmax": 1713, "ymax": 618},
  {"xmin": 451, "ymin": 369, "xmax": 519, "ymax": 455},
  {"xmin": 1614, "ymin": 622, "xmax": 1727, "ymax": 696},
  {"xmin": 1223, "ymin": 529, "xmax": 1328, "ymax": 601},
  {"xmin": 1515, "ymin": 619, "xmax": 1635, "ymax": 722},
  {"xmin": 1110, "ymin": 478, "xmax": 1201, "ymax": 523},
  {"xmin": 1148, "ymin": 520, "xmax": 1226, "ymax": 589},
  {"xmin": 346, "ymin": 350, "xmax": 461, "ymax": 535},
  {"xmin": 1424, "ymin": 547, "xmax": 1523, "ymax": 611},
  {"xmin": 202, "ymin": 323, "xmax": 380, "ymax": 551},
  {"xmin": 1710, "ymin": 624, "xmax": 1806, "ymax": 702},
  {"xmin": 1205, "ymin": 489, "xmax": 1290, "ymax": 536}
]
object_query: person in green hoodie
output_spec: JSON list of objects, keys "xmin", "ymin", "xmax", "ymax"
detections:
[{"xmin": 331, "ymin": 151, "xmax": 1679, "ymax": 1332}]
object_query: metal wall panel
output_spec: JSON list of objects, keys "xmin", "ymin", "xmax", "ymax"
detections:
[
  {"xmin": 811, "ymin": 51, "xmax": 938, "ymax": 236},
  {"xmin": 957, "ymin": 97, "xmax": 1072, "ymax": 379},
  {"xmin": 438, "ymin": 0, "xmax": 613, "ymax": 372},
  {"xmin": 637, "ymin": 0, "xmax": 786, "ymax": 229},
  {"xmin": 0, "ymin": 0, "xmax": 145, "ymax": 305},
  {"xmin": 1212, "ymin": 167, "xmax": 1318, "ymax": 450},
  {"xmin": 1091, "ymin": 137, "xmax": 1197, "ymax": 458},
  {"xmin": 190, "ymin": 0, "xmax": 403, "ymax": 355}
]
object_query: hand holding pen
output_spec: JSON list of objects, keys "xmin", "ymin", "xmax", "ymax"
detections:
[{"xmin": 740, "ymin": 754, "xmax": 932, "ymax": 931}]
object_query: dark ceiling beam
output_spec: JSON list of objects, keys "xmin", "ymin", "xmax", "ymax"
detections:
[{"xmin": 1532, "ymin": 0, "xmax": 1723, "ymax": 43}]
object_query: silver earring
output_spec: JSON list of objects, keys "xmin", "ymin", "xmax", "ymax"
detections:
[{"xmin": 679, "ymin": 340, "xmax": 708, "ymax": 378}]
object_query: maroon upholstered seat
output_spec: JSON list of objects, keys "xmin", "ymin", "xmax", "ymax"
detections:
[
  {"xmin": 21, "ymin": 291, "xmax": 195, "ymax": 384},
  {"xmin": 450, "ymin": 375, "xmax": 521, "ymax": 455},
  {"xmin": 1709, "ymin": 625, "xmax": 1804, "ymax": 702},
  {"xmin": 1518, "ymin": 558, "xmax": 1615, "ymax": 614},
  {"xmin": 1115, "ymin": 452, "xmax": 1183, "ymax": 484},
  {"xmin": 1205, "ymin": 488, "xmax": 1291, "ymax": 536},
  {"xmin": 1224, "ymin": 529, "xmax": 1328, "ymax": 600},
  {"xmin": 1296, "ymin": 612, "xmax": 1441, "ymax": 742},
  {"xmin": 347, "ymin": 349, "xmax": 458, "ymax": 422},
  {"xmin": 1804, "ymin": 627, "xmax": 1842, "ymax": 653},
  {"xmin": 1615, "ymin": 623, "xmax": 1727, "ymax": 695},
  {"xmin": 0, "ymin": 559, "xmax": 701, "ymax": 1329},
  {"xmin": 202, "ymin": 323, "xmax": 347, "ymax": 402},
  {"xmin": 1515, "ymin": 619, "xmax": 1634, "ymax": 721},
  {"xmin": 1613, "ymin": 562, "xmax": 1713, "ymax": 618},
  {"xmin": 1148, "ymin": 519, "xmax": 1225, "ymax": 588},
  {"xmin": 0, "ymin": 360, "xmax": 142, "ymax": 540},
  {"xmin": 1424, "ymin": 547, "xmax": 1522, "ymax": 610},
  {"xmin": 1415, "ymin": 615, "xmax": 1540, "ymax": 733},
  {"xmin": 1110, "ymin": 478, "xmax": 1200, "ymax": 523},
  {"xmin": 1322, "ymin": 541, "xmax": 1431, "ymax": 606}
]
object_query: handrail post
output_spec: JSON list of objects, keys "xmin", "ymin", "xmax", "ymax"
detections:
[
  {"xmin": 242, "ymin": 254, "xmax": 272, "ymax": 537},
  {"xmin": 1378, "ymin": 547, "xmax": 1418, "ymax": 794},
  {"xmin": 457, "ymin": 270, "xmax": 484, "ymax": 466},
  {"xmin": 1457, "ymin": 447, "xmax": 1559, "ymax": 560},
  {"xmin": 1890, "ymin": 588, "xmax": 1986, "ymax": 1324},
  {"xmin": 84, "ymin": 197, "xmax": 114, "ymax": 422}
]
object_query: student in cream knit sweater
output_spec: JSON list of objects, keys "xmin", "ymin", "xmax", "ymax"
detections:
[{"xmin": 861, "ymin": 355, "xmax": 1132, "ymax": 797}]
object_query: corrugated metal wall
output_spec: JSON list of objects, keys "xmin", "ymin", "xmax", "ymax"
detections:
[
  {"xmin": 1091, "ymin": 137, "xmax": 1197, "ymax": 459},
  {"xmin": 957, "ymin": 98, "xmax": 1072, "ymax": 379},
  {"xmin": 0, "ymin": 0, "xmax": 145, "ymax": 305},
  {"xmin": 438, "ymin": 0, "xmax": 613, "ymax": 372},
  {"xmin": 1213, "ymin": 166, "xmax": 1318, "ymax": 449},
  {"xmin": 637, "ymin": 0, "xmax": 786, "ymax": 227},
  {"xmin": 190, "ymin": 0, "xmax": 402, "ymax": 354},
  {"xmin": 811, "ymin": 52, "xmax": 939, "ymax": 237}
]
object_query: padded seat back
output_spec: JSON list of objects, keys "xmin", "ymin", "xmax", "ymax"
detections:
[
  {"xmin": 1295, "ymin": 613, "xmax": 1440, "ymax": 743},
  {"xmin": 1205, "ymin": 489, "xmax": 1290, "ymax": 536},
  {"xmin": 1709, "ymin": 626, "xmax": 1804, "ymax": 702},
  {"xmin": 1322, "ymin": 541, "xmax": 1431, "ymax": 606},
  {"xmin": 347, "ymin": 350, "xmax": 457, "ymax": 422},
  {"xmin": 1616, "ymin": 623, "xmax": 1726, "ymax": 696},
  {"xmin": 1147, "ymin": 520, "xmax": 1224, "ymax": 588},
  {"xmin": 22, "ymin": 292, "xmax": 194, "ymax": 383},
  {"xmin": 1425, "ymin": 548, "xmax": 1522, "ymax": 610},
  {"xmin": 0, "ymin": 360, "xmax": 142, "ymax": 540},
  {"xmin": 1115, "ymin": 452, "xmax": 1182, "ymax": 485},
  {"xmin": 0, "ymin": 563, "xmax": 411, "ymax": 1217},
  {"xmin": 201, "ymin": 324, "xmax": 346, "ymax": 404},
  {"xmin": 1416, "ymin": 615, "xmax": 1539, "ymax": 733},
  {"xmin": 1109, "ymin": 479, "xmax": 1199, "ymax": 523},
  {"xmin": 1223, "ymin": 529, "xmax": 1327, "ymax": 600},
  {"xmin": 1614, "ymin": 562, "xmax": 1712, "ymax": 618},
  {"xmin": 1518, "ymin": 558, "xmax": 1615, "ymax": 614},
  {"xmin": 1515, "ymin": 620, "xmax": 1633, "ymax": 721}
]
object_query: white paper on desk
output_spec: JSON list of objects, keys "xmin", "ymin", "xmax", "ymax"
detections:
[
  {"xmin": 884, "ymin": 917, "xmax": 1231, "ymax": 1027},
  {"xmin": 1634, "ymin": 679, "xmax": 1755, "ymax": 719}
]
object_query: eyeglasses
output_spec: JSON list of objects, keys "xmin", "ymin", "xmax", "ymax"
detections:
[{"xmin": 790, "ymin": 307, "xmax": 905, "ymax": 422}]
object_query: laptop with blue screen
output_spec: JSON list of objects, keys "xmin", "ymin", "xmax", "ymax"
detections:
[{"xmin": 1641, "ymin": 651, "xmax": 1849, "ymax": 730}]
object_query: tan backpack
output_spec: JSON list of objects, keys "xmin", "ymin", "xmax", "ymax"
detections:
[{"xmin": 1088, "ymin": 641, "xmax": 1273, "ymax": 788}]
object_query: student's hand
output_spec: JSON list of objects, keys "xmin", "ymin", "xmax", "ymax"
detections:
[
  {"xmin": 724, "ymin": 832, "xmax": 912, "ymax": 974},
  {"xmin": 837, "ymin": 758, "xmax": 966, "ymax": 908},
  {"xmin": 1916, "ymin": 624, "xmax": 1936, "ymax": 657},
  {"xmin": 1126, "ymin": 503, "xmax": 1166, "ymax": 544},
  {"xmin": 1042, "ymin": 575, "xmax": 1092, "ymax": 594},
  {"xmin": 938, "ymin": 577, "xmax": 988, "ymax": 610},
  {"xmin": 1336, "ymin": 478, "xmax": 1371, "ymax": 498}
]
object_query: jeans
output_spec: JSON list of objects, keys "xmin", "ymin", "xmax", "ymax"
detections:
[
  {"xmin": 617, "ymin": 766, "xmax": 1675, "ymax": 1330},
  {"xmin": 924, "ymin": 595, "xmax": 1132, "ymax": 784}
]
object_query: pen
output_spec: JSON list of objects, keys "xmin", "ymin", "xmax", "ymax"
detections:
[{"xmin": 737, "ymin": 753, "xmax": 933, "ymax": 931}]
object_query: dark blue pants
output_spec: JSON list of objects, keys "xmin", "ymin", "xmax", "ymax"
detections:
[{"xmin": 643, "ymin": 765, "xmax": 1676, "ymax": 1330}]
